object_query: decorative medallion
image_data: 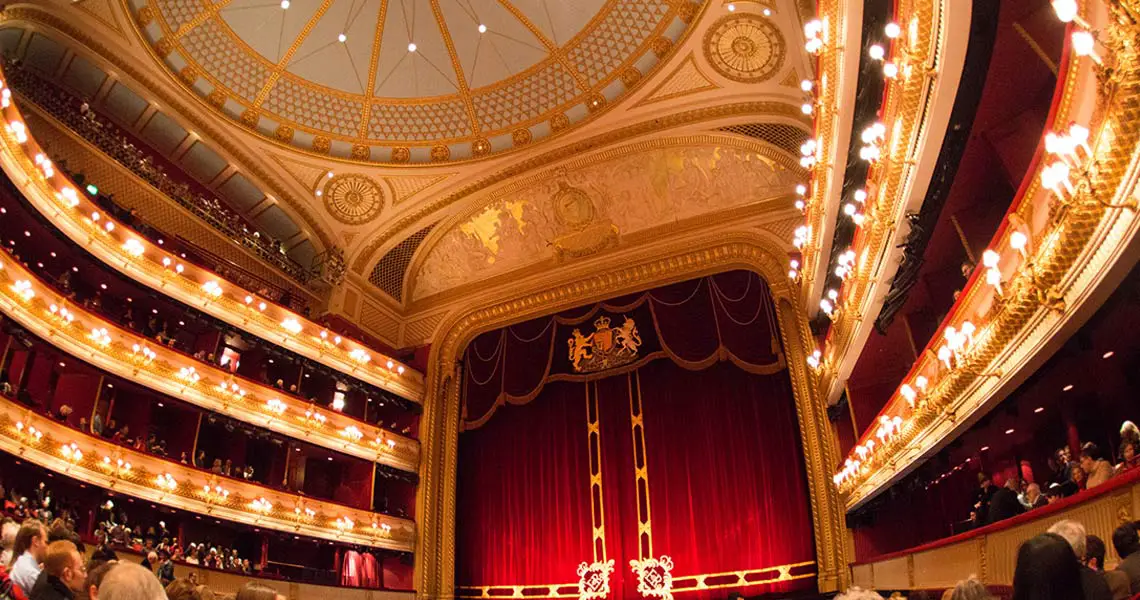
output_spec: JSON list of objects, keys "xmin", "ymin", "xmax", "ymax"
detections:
[
  {"xmin": 568, "ymin": 316, "xmax": 642, "ymax": 373},
  {"xmin": 586, "ymin": 94, "xmax": 607, "ymax": 113},
  {"xmin": 239, "ymin": 108, "xmax": 259, "ymax": 129},
  {"xmin": 312, "ymin": 136, "xmax": 331, "ymax": 154},
  {"xmin": 576, "ymin": 559, "xmax": 616, "ymax": 600},
  {"xmin": 136, "ymin": 5, "xmax": 154, "ymax": 26},
  {"xmin": 677, "ymin": 1, "xmax": 701, "ymax": 23},
  {"xmin": 550, "ymin": 113, "xmax": 571, "ymax": 132},
  {"xmin": 472, "ymin": 138, "xmax": 492, "ymax": 157},
  {"xmin": 704, "ymin": 14, "xmax": 786, "ymax": 83},
  {"xmin": 630, "ymin": 556, "xmax": 675, "ymax": 600},
  {"xmin": 430, "ymin": 145, "xmax": 451, "ymax": 162},
  {"xmin": 391, "ymin": 147, "xmax": 411, "ymax": 163},
  {"xmin": 274, "ymin": 125, "xmax": 294, "ymax": 143},
  {"xmin": 652, "ymin": 37, "xmax": 674, "ymax": 58},
  {"xmin": 351, "ymin": 144, "xmax": 370, "ymax": 161},
  {"xmin": 154, "ymin": 36, "xmax": 174, "ymax": 58},
  {"xmin": 512, "ymin": 128, "xmax": 533, "ymax": 146},
  {"xmin": 553, "ymin": 181, "xmax": 597, "ymax": 231},
  {"xmin": 323, "ymin": 175, "xmax": 384, "ymax": 225},
  {"xmin": 178, "ymin": 66, "xmax": 199, "ymax": 85},
  {"xmin": 206, "ymin": 89, "xmax": 226, "ymax": 108},
  {"xmin": 621, "ymin": 67, "xmax": 643, "ymax": 87}
]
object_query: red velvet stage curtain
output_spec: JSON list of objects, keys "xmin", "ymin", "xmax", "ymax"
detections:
[{"xmin": 455, "ymin": 272, "xmax": 817, "ymax": 599}]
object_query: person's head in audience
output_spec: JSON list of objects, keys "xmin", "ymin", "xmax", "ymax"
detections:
[
  {"xmin": 1025, "ymin": 483, "xmax": 1042, "ymax": 504},
  {"xmin": 43, "ymin": 540, "xmax": 87, "ymax": 594},
  {"xmin": 977, "ymin": 472, "xmax": 991, "ymax": 489},
  {"xmin": 1047, "ymin": 519, "xmax": 1087, "ymax": 561},
  {"xmin": 164, "ymin": 579, "xmax": 202, "ymax": 600},
  {"xmin": 1070, "ymin": 464, "xmax": 1087, "ymax": 488},
  {"xmin": 1012, "ymin": 533, "xmax": 1084, "ymax": 600},
  {"xmin": 84, "ymin": 560, "xmax": 116, "ymax": 600},
  {"xmin": 1080, "ymin": 443, "xmax": 1105, "ymax": 473},
  {"xmin": 1085, "ymin": 535, "xmax": 1108, "ymax": 571},
  {"xmin": 1113, "ymin": 522, "xmax": 1140, "ymax": 559},
  {"xmin": 947, "ymin": 578, "xmax": 991, "ymax": 600},
  {"xmin": 12, "ymin": 519, "xmax": 47, "ymax": 565},
  {"xmin": 1, "ymin": 518, "xmax": 18, "ymax": 554},
  {"xmin": 834, "ymin": 588, "xmax": 885, "ymax": 600},
  {"xmin": 234, "ymin": 582, "xmax": 284, "ymax": 600},
  {"xmin": 98, "ymin": 562, "xmax": 167, "ymax": 600},
  {"xmin": 1004, "ymin": 476, "xmax": 1020, "ymax": 491}
]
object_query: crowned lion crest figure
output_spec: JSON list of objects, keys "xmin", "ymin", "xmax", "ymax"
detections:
[{"xmin": 568, "ymin": 315, "xmax": 642, "ymax": 373}]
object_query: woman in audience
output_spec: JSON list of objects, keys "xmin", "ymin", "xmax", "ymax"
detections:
[
  {"xmin": 1012, "ymin": 533, "xmax": 1086, "ymax": 600},
  {"xmin": 234, "ymin": 583, "xmax": 283, "ymax": 600}
]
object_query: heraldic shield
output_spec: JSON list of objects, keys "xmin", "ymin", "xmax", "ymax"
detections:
[{"xmin": 568, "ymin": 315, "xmax": 642, "ymax": 373}]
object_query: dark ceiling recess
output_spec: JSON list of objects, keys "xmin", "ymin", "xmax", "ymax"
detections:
[
  {"xmin": 369, "ymin": 224, "xmax": 436, "ymax": 302},
  {"xmin": 875, "ymin": 0, "xmax": 1001, "ymax": 333}
]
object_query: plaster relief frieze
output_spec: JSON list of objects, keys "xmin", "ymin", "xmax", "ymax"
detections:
[{"xmin": 411, "ymin": 142, "xmax": 799, "ymax": 301}]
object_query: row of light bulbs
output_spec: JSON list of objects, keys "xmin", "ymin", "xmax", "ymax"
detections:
[
  {"xmin": 0, "ymin": 86, "xmax": 417, "ymax": 394},
  {"xmin": 0, "ymin": 252, "xmax": 408, "ymax": 461},
  {"xmin": 833, "ymin": 0, "xmax": 1102, "ymax": 489},
  {"xmin": 11, "ymin": 417, "xmax": 394, "ymax": 538}
]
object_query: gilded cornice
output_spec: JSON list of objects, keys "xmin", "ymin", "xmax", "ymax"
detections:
[
  {"xmin": 836, "ymin": 1, "xmax": 1140, "ymax": 508},
  {"xmin": 0, "ymin": 250, "xmax": 419, "ymax": 472},
  {"xmin": 817, "ymin": 0, "xmax": 943, "ymax": 397},
  {"xmin": 0, "ymin": 5, "xmax": 336, "ymax": 251},
  {"xmin": 414, "ymin": 230, "xmax": 848, "ymax": 598},
  {"xmin": 350, "ymin": 101, "xmax": 810, "ymax": 275},
  {"xmin": 0, "ymin": 400, "xmax": 414, "ymax": 551}
]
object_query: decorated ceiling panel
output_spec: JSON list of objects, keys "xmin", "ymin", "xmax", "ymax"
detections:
[
  {"xmin": 409, "ymin": 138, "xmax": 801, "ymax": 302},
  {"xmin": 131, "ymin": 0, "xmax": 704, "ymax": 162}
]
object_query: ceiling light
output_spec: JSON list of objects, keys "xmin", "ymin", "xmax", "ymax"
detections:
[
  {"xmin": 59, "ymin": 362, "xmax": 65, "ymax": 367},
  {"xmin": 1005, "ymin": 428, "xmax": 1015, "ymax": 435},
  {"xmin": 280, "ymin": 0, "xmax": 289, "ymax": 8},
  {"xmin": 868, "ymin": 44, "xmax": 885, "ymax": 61},
  {"xmin": 980, "ymin": 446, "xmax": 990, "ymax": 452},
  {"xmin": 727, "ymin": 3, "xmax": 735, "ymax": 10},
  {"xmin": 800, "ymin": 79, "xmax": 813, "ymax": 92},
  {"xmin": 1034, "ymin": 407, "xmax": 1045, "ymax": 413},
  {"xmin": 1063, "ymin": 384, "xmax": 1074, "ymax": 391},
  {"xmin": 338, "ymin": 33, "xmax": 347, "ymax": 43},
  {"xmin": 1103, "ymin": 351, "xmax": 1115, "ymax": 359},
  {"xmin": 801, "ymin": 103, "xmax": 813, "ymax": 115},
  {"xmin": 326, "ymin": 171, "xmax": 334, "ymax": 178},
  {"xmin": 478, "ymin": 24, "xmax": 487, "ymax": 33},
  {"xmin": 763, "ymin": 8, "xmax": 771, "ymax": 15},
  {"xmin": 408, "ymin": 42, "xmax": 417, "ymax": 52},
  {"xmin": 884, "ymin": 22, "xmax": 901, "ymax": 38}
]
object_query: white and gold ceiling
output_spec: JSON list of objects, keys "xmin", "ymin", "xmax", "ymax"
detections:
[{"xmin": 0, "ymin": 0, "xmax": 816, "ymax": 348}]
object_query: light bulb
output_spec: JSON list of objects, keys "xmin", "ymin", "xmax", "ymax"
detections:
[
  {"xmin": 408, "ymin": 42, "xmax": 417, "ymax": 52},
  {"xmin": 982, "ymin": 249, "xmax": 1000, "ymax": 269},
  {"xmin": 478, "ymin": 24, "xmax": 487, "ymax": 33},
  {"xmin": 800, "ymin": 79, "xmax": 813, "ymax": 92},
  {"xmin": 883, "ymin": 62, "xmax": 898, "ymax": 78},
  {"xmin": 1009, "ymin": 231, "xmax": 1028, "ymax": 251},
  {"xmin": 1051, "ymin": 0, "xmax": 1078, "ymax": 22},
  {"xmin": 338, "ymin": 33, "xmax": 347, "ymax": 43},
  {"xmin": 280, "ymin": 0, "xmax": 289, "ymax": 7},
  {"xmin": 884, "ymin": 22, "xmax": 901, "ymax": 38},
  {"xmin": 868, "ymin": 44, "xmax": 885, "ymax": 61}
]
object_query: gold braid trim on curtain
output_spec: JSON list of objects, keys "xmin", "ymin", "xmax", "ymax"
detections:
[{"xmin": 461, "ymin": 275, "xmax": 786, "ymax": 431}]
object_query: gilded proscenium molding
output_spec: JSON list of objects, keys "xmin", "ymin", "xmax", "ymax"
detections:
[
  {"xmin": 414, "ymin": 232, "xmax": 848, "ymax": 599},
  {"xmin": 0, "ymin": 248, "xmax": 419, "ymax": 472},
  {"xmin": 0, "ymin": 402, "xmax": 414, "ymax": 551},
  {"xmin": 836, "ymin": 0, "xmax": 1140, "ymax": 508},
  {"xmin": 0, "ymin": 63, "xmax": 425, "ymax": 404},
  {"xmin": 350, "ymin": 101, "xmax": 811, "ymax": 277},
  {"xmin": 798, "ymin": 0, "xmax": 858, "ymax": 305},
  {"xmin": 817, "ymin": 0, "xmax": 943, "ymax": 399},
  {"xmin": 0, "ymin": 5, "xmax": 336, "ymax": 252}
]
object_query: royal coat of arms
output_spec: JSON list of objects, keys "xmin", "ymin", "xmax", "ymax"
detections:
[{"xmin": 568, "ymin": 315, "xmax": 642, "ymax": 373}]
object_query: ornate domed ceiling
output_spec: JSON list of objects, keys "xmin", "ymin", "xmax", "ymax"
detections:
[{"xmin": 131, "ymin": 0, "xmax": 701, "ymax": 163}]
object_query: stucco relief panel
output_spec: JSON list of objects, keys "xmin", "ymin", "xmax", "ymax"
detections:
[{"xmin": 412, "ymin": 144, "xmax": 798, "ymax": 301}]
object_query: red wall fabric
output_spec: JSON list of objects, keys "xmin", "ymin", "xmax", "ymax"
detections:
[{"xmin": 455, "ymin": 272, "xmax": 816, "ymax": 598}]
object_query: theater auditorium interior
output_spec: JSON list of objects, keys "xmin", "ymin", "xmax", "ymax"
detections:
[{"xmin": 0, "ymin": 0, "xmax": 1133, "ymax": 598}]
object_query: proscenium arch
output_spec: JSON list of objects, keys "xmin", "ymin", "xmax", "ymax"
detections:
[{"xmin": 413, "ymin": 230, "xmax": 849, "ymax": 600}]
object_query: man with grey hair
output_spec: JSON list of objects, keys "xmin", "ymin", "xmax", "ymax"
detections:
[
  {"xmin": 97, "ymin": 563, "xmax": 167, "ymax": 600},
  {"xmin": 1048, "ymin": 519, "xmax": 1112, "ymax": 600},
  {"xmin": 0, "ymin": 519, "xmax": 18, "ymax": 566}
]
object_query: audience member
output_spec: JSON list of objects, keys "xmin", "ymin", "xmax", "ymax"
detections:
[
  {"xmin": 833, "ymin": 588, "xmax": 885, "ymax": 600},
  {"xmin": 987, "ymin": 475, "xmax": 1024, "ymax": 525},
  {"xmin": 83, "ymin": 561, "xmax": 116, "ymax": 600},
  {"xmin": 96, "ymin": 563, "xmax": 166, "ymax": 600},
  {"xmin": 946, "ymin": 578, "xmax": 991, "ymax": 600},
  {"xmin": 1012, "ymin": 533, "xmax": 1086, "ymax": 600},
  {"xmin": 973, "ymin": 474, "xmax": 995, "ymax": 523},
  {"xmin": 1081, "ymin": 443, "xmax": 1115, "ymax": 489},
  {"xmin": 1022, "ymin": 483, "xmax": 1047, "ymax": 510},
  {"xmin": 1111, "ymin": 522, "xmax": 1140, "ymax": 593},
  {"xmin": 1085, "ymin": 535, "xmax": 1130, "ymax": 600},
  {"xmin": 28, "ymin": 541, "xmax": 85, "ymax": 600},
  {"xmin": 161, "ymin": 580, "xmax": 199, "ymax": 600},
  {"xmin": 0, "ymin": 520, "xmax": 17, "ymax": 566},
  {"xmin": 9, "ymin": 521, "xmax": 48, "ymax": 594},
  {"xmin": 1047, "ymin": 520, "xmax": 1112, "ymax": 600}
]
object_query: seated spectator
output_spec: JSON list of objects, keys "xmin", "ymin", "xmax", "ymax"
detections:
[
  {"xmin": 1047, "ymin": 520, "xmax": 1112, "ymax": 600},
  {"xmin": 28, "ymin": 540, "xmax": 85, "ymax": 600},
  {"xmin": 1022, "ymin": 483, "xmax": 1047, "ymax": 510},
  {"xmin": 1012, "ymin": 533, "xmax": 1085, "ymax": 600},
  {"xmin": 945, "ymin": 578, "xmax": 991, "ymax": 600},
  {"xmin": 96, "ymin": 563, "xmax": 166, "ymax": 600},
  {"xmin": 1117, "ymin": 423, "xmax": 1140, "ymax": 474},
  {"xmin": 82, "ymin": 562, "xmax": 115, "ymax": 600},
  {"xmin": 1067, "ymin": 464, "xmax": 1088, "ymax": 495},
  {"xmin": 10, "ymin": 520, "xmax": 48, "ymax": 595},
  {"xmin": 1112, "ymin": 522, "xmax": 1140, "ymax": 594},
  {"xmin": 1082, "ymin": 443, "xmax": 1115, "ymax": 489},
  {"xmin": 833, "ymin": 588, "xmax": 884, "ymax": 600},
  {"xmin": 987, "ymin": 475, "xmax": 1024, "ymax": 525},
  {"xmin": 1085, "ymin": 535, "xmax": 1130, "ymax": 600},
  {"xmin": 1, "ymin": 519, "xmax": 18, "ymax": 566}
]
